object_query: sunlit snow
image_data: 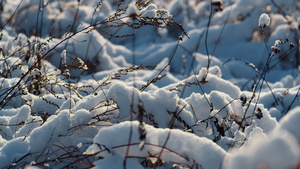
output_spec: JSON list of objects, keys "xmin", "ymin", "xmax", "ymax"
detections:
[{"xmin": 0, "ymin": 0, "xmax": 299, "ymax": 168}]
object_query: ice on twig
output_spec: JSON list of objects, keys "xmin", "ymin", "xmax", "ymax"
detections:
[{"xmin": 259, "ymin": 13, "xmax": 270, "ymax": 28}]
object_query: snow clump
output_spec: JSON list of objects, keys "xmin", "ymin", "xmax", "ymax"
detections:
[
  {"xmin": 259, "ymin": 13, "xmax": 271, "ymax": 28},
  {"xmin": 126, "ymin": 3, "xmax": 138, "ymax": 16}
]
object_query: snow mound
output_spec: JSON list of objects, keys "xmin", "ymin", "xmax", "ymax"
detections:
[
  {"xmin": 0, "ymin": 0, "xmax": 299, "ymax": 168},
  {"xmin": 85, "ymin": 121, "xmax": 226, "ymax": 169},
  {"xmin": 225, "ymin": 129, "xmax": 300, "ymax": 169}
]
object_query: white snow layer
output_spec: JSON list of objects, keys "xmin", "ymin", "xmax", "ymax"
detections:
[
  {"xmin": 0, "ymin": 0, "xmax": 300, "ymax": 168},
  {"xmin": 85, "ymin": 121, "xmax": 227, "ymax": 169}
]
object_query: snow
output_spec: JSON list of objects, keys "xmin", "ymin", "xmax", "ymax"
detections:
[
  {"xmin": 225, "ymin": 129, "xmax": 300, "ymax": 169},
  {"xmin": 0, "ymin": 137, "xmax": 29, "ymax": 168},
  {"xmin": 126, "ymin": 3, "xmax": 138, "ymax": 17},
  {"xmin": 85, "ymin": 121, "xmax": 226, "ymax": 169},
  {"xmin": 28, "ymin": 110, "xmax": 70, "ymax": 153},
  {"xmin": 61, "ymin": 49, "xmax": 67, "ymax": 65},
  {"xmin": 259, "ymin": 13, "xmax": 271, "ymax": 28},
  {"xmin": 140, "ymin": 4, "xmax": 157, "ymax": 18},
  {"xmin": 274, "ymin": 106, "xmax": 300, "ymax": 145},
  {"xmin": 0, "ymin": 0, "xmax": 300, "ymax": 168}
]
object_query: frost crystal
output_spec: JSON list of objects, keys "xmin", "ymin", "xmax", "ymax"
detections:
[{"xmin": 259, "ymin": 13, "xmax": 270, "ymax": 28}]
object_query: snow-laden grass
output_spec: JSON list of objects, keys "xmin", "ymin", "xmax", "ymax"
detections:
[{"xmin": 0, "ymin": 0, "xmax": 300, "ymax": 168}]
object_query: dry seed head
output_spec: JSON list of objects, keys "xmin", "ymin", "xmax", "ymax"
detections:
[
  {"xmin": 255, "ymin": 108, "xmax": 263, "ymax": 119},
  {"xmin": 239, "ymin": 93, "xmax": 247, "ymax": 106},
  {"xmin": 212, "ymin": 0, "xmax": 223, "ymax": 12},
  {"xmin": 179, "ymin": 36, "xmax": 183, "ymax": 41},
  {"xmin": 271, "ymin": 46, "xmax": 280, "ymax": 54},
  {"xmin": 289, "ymin": 43, "xmax": 295, "ymax": 49}
]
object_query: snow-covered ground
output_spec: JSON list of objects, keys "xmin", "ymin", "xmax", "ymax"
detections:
[{"xmin": 0, "ymin": 0, "xmax": 300, "ymax": 168}]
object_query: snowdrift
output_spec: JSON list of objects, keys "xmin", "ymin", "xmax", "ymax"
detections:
[{"xmin": 0, "ymin": 0, "xmax": 299, "ymax": 168}]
